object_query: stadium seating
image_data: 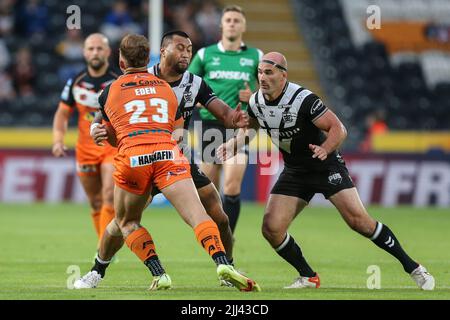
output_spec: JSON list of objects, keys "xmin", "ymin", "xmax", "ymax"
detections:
[
  {"xmin": 293, "ymin": 0, "xmax": 450, "ymax": 147},
  {"xmin": 1, "ymin": 0, "xmax": 218, "ymax": 128},
  {"xmin": 2, "ymin": 0, "xmax": 449, "ymax": 149}
]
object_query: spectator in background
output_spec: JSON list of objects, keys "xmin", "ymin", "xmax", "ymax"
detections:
[
  {"xmin": 0, "ymin": 0, "xmax": 15, "ymax": 37},
  {"xmin": 359, "ymin": 109, "xmax": 388, "ymax": 152},
  {"xmin": 0, "ymin": 72, "xmax": 16, "ymax": 102},
  {"xmin": 195, "ymin": 1, "xmax": 221, "ymax": 44},
  {"xmin": 100, "ymin": 0, "xmax": 141, "ymax": 44},
  {"xmin": 136, "ymin": 0, "xmax": 175, "ymax": 38},
  {"xmin": 0, "ymin": 0, "xmax": 15, "ymax": 103},
  {"xmin": 0, "ymin": 56, "xmax": 16, "ymax": 103},
  {"xmin": 14, "ymin": 0, "xmax": 48, "ymax": 40},
  {"xmin": 124, "ymin": 0, "xmax": 142, "ymax": 20},
  {"xmin": 0, "ymin": 39, "xmax": 11, "ymax": 71},
  {"xmin": 425, "ymin": 24, "xmax": 450, "ymax": 43},
  {"xmin": 171, "ymin": 3, "xmax": 203, "ymax": 49},
  {"xmin": 55, "ymin": 29, "xmax": 85, "ymax": 82},
  {"xmin": 10, "ymin": 46, "xmax": 36, "ymax": 97}
]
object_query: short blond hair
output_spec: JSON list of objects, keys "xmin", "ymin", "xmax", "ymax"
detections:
[
  {"xmin": 119, "ymin": 34, "xmax": 149, "ymax": 68},
  {"xmin": 222, "ymin": 5, "xmax": 245, "ymax": 18}
]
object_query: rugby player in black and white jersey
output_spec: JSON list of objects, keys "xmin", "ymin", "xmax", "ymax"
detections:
[
  {"xmin": 81, "ymin": 31, "xmax": 250, "ymax": 288},
  {"xmin": 147, "ymin": 30, "xmax": 249, "ymax": 266},
  {"xmin": 218, "ymin": 52, "xmax": 435, "ymax": 290}
]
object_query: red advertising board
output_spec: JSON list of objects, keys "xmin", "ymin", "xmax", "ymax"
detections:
[
  {"xmin": 0, "ymin": 149, "xmax": 449, "ymax": 206},
  {"xmin": 255, "ymin": 152, "xmax": 450, "ymax": 207},
  {"xmin": 0, "ymin": 149, "xmax": 86, "ymax": 202}
]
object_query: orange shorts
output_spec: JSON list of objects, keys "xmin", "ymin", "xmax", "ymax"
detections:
[
  {"xmin": 113, "ymin": 142, "xmax": 191, "ymax": 195},
  {"xmin": 75, "ymin": 142, "xmax": 117, "ymax": 177}
]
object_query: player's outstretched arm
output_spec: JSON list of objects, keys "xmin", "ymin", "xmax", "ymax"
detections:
[
  {"xmin": 90, "ymin": 111, "xmax": 117, "ymax": 147},
  {"xmin": 217, "ymin": 117, "xmax": 260, "ymax": 161},
  {"xmin": 52, "ymin": 103, "xmax": 71, "ymax": 157},
  {"xmin": 309, "ymin": 109, "xmax": 347, "ymax": 161},
  {"xmin": 206, "ymin": 99, "xmax": 249, "ymax": 128}
]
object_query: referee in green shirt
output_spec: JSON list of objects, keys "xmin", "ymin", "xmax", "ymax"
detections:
[{"xmin": 189, "ymin": 5, "xmax": 262, "ymax": 234}]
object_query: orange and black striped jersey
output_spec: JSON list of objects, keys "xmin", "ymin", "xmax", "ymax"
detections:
[
  {"xmin": 98, "ymin": 71, "xmax": 179, "ymax": 152},
  {"xmin": 59, "ymin": 68, "xmax": 118, "ymax": 147}
]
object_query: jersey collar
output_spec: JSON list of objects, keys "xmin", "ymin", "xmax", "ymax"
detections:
[
  {"xmin": 263, "ymin": 81, "xmax": 290, "ymax": 106},
  {"xmin": 124, "ymin": 66, "xmax": 148, "ymax": 75},
  {"xmin": 217, "ymin": 41, "xmax": 247, "ymax": 53}
]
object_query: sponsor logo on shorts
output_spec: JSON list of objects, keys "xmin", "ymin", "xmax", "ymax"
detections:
[
  {"xmin": 130, "ymin": 150, "xmax": 174, "ymax": 167},
  {"xmin": 328, "ymin": 172, "xmax": 342, "ymax": 185},
  {"xmin": 198, "ymin": 168, "xmax": 206, "ymax": 177},
  {"xmin": 127, "ymin": 180, "xmax": 138, "ymax": 188},
  {"xmin": 76, "ymin": 163, "xmax": 97, "ymax": 173},
  {"xmin": 166, "ymin": 167, "xmax": 188, "ymax": 180}
]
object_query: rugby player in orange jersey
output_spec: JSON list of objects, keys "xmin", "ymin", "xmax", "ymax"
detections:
[
  {"xmin": 52, "ymin": 33, "xmax": 118, "ymax": 243},
  {"xmin": 74, "ymin": 34, "xmax": 260, "ymax": 292},
  {"xmin": 89, "ymin": 31, "xmax": 252, "ymax": 288}
]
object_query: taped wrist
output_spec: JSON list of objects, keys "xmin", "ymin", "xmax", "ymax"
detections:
[{"xmin": 90, "ymin": 123, "xmax": 100, "ymax": 137}]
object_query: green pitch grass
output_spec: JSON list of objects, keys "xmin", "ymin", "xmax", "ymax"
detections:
[{"xmin": 0, "ymin": 203, "xmax": 449, "ymax": 300}]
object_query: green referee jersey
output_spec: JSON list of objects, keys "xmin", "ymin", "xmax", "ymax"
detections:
[{"xmin": 189, "ymin": 41, "xmax": 263, "ymax": 121}]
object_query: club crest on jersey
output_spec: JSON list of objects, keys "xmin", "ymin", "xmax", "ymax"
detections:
[
  {"xmin": 212, "ymin": 57, "xmax": 221, "ymax": 66},
  {"xmin": 130, "ymin": 150, "xmax": 174, "ymax": 167},
  {"xmin": 179, "ymin": 82, "xmax": 192, "ymax": 88},
  {"xmin": 328, "ymin": 172, "xmax": 342, "ymax": 185},
  {"xmin": 282, "ymin": 110, "xmax": 296, "ymax": 124},
  {"xmin": 240, "ymin": 57, "xmax": 254, "ymax": 67},
  {"xmin": 84, "ymin": 111, "xmax": 96, "ymax": 122},
  {"xmin": 183, "ymin": 91, "xmax": 193, "ymax": 103}
]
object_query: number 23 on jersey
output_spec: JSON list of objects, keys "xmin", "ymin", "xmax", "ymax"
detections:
[{"xmin": 124, "ymin": 98, "xmax": 169, "ymax": 124}]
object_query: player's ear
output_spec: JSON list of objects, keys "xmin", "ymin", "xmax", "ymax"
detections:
[
  {"xmin": 119, "ymin": 59, "xmax": 126, "ymax": 71},
  {"xmin": 83, "ymin": 46, "xmax": 89, "ymax": 60},
  {"xmin": 242, "ymin": 18, "xmax": 247, "ymax": 33}
]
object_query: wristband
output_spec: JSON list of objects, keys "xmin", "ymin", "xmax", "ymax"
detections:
[{"xmin": 90, "ymin": 123, "xmax": 100, "ymax": 136}]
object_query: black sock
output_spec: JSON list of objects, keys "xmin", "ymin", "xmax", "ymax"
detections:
[
  {"xmin": 144, "ymin": 256, "xmax": 165, "ymax": 276},
  {"xmin": 223, "ymin": 194, "xmax": 241, "ymax": 233},
  {"xmin": 212, "ymin": 252, "xmax": 231, "ymax": 266},
  {"xmin": 370, "ymin": 222, "xmax": 419, "ymax": 273},
  {"xmin": 275, "ymin": 233, "xmax": 316, "ymax": 277},
  {"xmin": 91, "ymin": 256, "xmax": 110, "ymax": 278}
]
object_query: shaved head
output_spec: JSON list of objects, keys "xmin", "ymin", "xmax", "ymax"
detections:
[
  {"xmin": 261, "ymin": 52, "xmax": 287, "ymax": 71},
  {"xmin": 84, "ymin": 33, "xmax": 110, "ymax": 48},
  {"xmin": 83, "ymin": 33, "xmax": 111, "ymax": 72},
  {"xmin": 258, "ymin": 52, "xmax": 288, "ymax": 100}
]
